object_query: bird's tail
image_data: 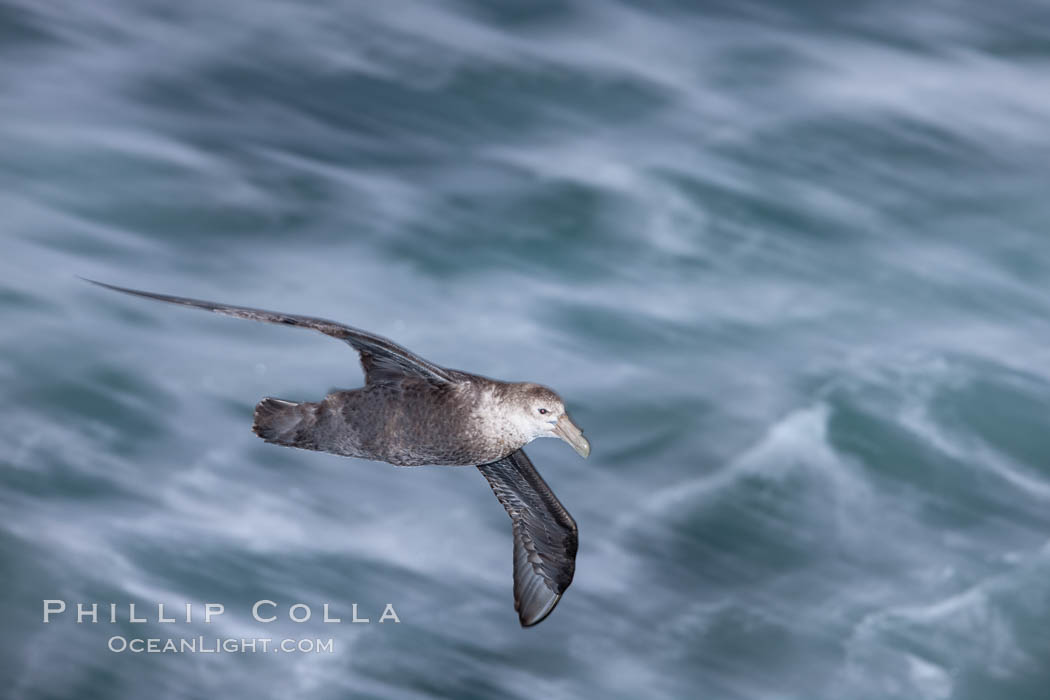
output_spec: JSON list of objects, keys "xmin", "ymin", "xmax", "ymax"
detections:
[{"xmin": 252, "ymin": 398, "xmax": 320, "ymax": 449}]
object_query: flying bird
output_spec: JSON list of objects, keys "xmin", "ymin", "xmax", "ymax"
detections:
[{"xmin": 86, "ymin": 280, "xmax": 588, "ymax": 627}]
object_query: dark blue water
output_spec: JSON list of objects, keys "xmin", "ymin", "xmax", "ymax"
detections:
[{"xmin": 4, "ymin": 1, "xmax": 1050, "ymax": 698}]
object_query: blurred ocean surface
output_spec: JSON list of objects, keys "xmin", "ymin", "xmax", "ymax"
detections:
[{"xmin": 3, "ymin": 1, "xmax": 1050, "ymax": 698}]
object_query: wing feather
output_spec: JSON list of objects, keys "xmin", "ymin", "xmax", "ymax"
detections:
[
  {"xmin": 476, "ymin": 449, "xmax": 578, "ymax": 627},
  {"xmin": 84, "ymin": 279, "xmax": 453, "ymax": 384}
]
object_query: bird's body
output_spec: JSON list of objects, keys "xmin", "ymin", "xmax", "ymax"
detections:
[
  {"xmin": 254, "ymin": 377, "xmax": 544, "ymax": 467},
  {"xmin": 86, "ymin": 279, "xmax": 589, "ymax": 627}
]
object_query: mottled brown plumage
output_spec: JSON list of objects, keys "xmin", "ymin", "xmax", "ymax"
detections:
[
  {"xmin": 86, "ymin": 279, "xmax": 589, "ymax": 627},
  {"xmin": 253, "ymin": 378, "xmax": 543, "ymax": 466}
]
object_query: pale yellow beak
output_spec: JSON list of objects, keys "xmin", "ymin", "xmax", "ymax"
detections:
[{"xmin": 552, "ymin": 413, "xmax": 590, "ymax": 458}]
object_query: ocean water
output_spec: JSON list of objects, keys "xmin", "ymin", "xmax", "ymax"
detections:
[{"xmin": 3, "ymin": 1, "xmax": 1050, "ymax": 698}]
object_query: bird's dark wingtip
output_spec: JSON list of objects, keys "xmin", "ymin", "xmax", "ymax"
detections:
[
  {"xmin": 79, "ymin": 277, "xmax": 122, "ymax": 292},
  {"xmin": 518, "ymin": 592, "xmax": 563, "ymax": 628}
]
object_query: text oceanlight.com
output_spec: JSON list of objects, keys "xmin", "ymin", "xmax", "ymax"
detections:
[{"xmin": 108, "ymin": 636, "xmax": 335, "ymax": 654}]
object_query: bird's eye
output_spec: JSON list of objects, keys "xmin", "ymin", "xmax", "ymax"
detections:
[{"xmin": 537, "ymin": 408, "xmax": 548, "ymax": 415}]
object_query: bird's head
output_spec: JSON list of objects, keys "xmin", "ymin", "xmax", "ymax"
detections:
[{"xmin": 509, "ymin": 383, "xmax": 590, "ymax": 458}]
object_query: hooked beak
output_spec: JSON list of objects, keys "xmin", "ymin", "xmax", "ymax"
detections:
[{"xmin": 552, "ymin": 414, "xmax": 590, "ymax": 459}]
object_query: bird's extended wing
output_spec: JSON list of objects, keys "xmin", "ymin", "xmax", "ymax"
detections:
[
  {"xmin": 84, "ymin": 280, "xmax": 454, "ymax": 384},
  {"xmin": 476, "ymin": 449, "xmax": 578, "ymax": 627}
]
